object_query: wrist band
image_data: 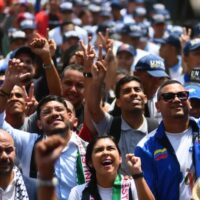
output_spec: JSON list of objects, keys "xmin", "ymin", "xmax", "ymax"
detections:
[
  {"xmin": 37, "ymin": 177, "xmax": 58, "ymax": 187},
  {"xmin": 43, "ymin": 62, "xmax": 52, "ymax": 69},
  {"xmin": 83, "ymin": 72, "xmax": 92, "ymax": 78},
  {"xmin": 132, "ymin": 172, "xmax": 144, "ymax": 180},
  {"xmin": 0, "ymin": 89, "xmax": 10, "ymax": 97}
]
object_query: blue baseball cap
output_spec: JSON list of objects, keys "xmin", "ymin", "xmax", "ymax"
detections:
[
  {"xmin": 185, "ymin": 83, "xmax": 200, "ymax": 99},
  {"xmin": 111, "ymin": 1, "xmax": 123, "ymax": 9},
  {"xmin": 193, "ymin": 23, "xmax": 200, "ymax": 37},
  {"xmin": 183, "ymin": 38, "xmax": 200, "ymax": 55},
  {"xmin": 159, "ymin": 34, "xmax": 181, "ymax": 49},
  {"xmin": 133, "ymin": 7, "xmax": 147, "ymax": 17},
  {"xmin": 128, "ymin": 0, "xmax": 144, "ymax": 3},
  {"xmin": 151, "ymin": 14, "xmax": 166, "ymax": 24},
  {"xmin": 135, "ymin": 54, "xmax": 168, "ymax": 77},
  {"xmin": 117, "ymin": 43, "xmax": 136, "ymax": 56},
  {"xmin": 189, "ymin": 67, "xmax": 200, "ymax": 83},
  {"xmin": 128, "ymin": 23, "xmax": 143, "ymax": 38}
]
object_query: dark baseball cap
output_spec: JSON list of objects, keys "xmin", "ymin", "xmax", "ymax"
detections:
[
  {"xmin": 159, "ymin": 34, "xmax": 181, "ymax": 49},
  {"xmin": 10, "ymin": 46, "xmax": 37, "ymax": 61},
  {"xmin": 135, "ymin": 54, "xmax": 168, "ymax": 78},
  {"xmin": 117, "ymin": 44, "xmax": 136, "ymax": 56}
]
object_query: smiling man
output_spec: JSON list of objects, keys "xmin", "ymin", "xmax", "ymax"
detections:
[
  {"xmin": 0, "ymin": 59, "xmax": 90, "ymax": 200},
  {"xmin": 135, "ymin": 80, "xmax": 200, "ymax": 200},
  {"xmin": 0, "ymin": 129, "xmax": 37, "ymax": 200},
  {"xmin": 85, "ymin": 61, "xmax": 158, "ymax": 174},
  {"xmin": 5, "ymin": 85, "xmax": 27, "ymax": 129},
  {"xmin": 61, "ymin": 64, "xmax": 84, "ymax": 127}
]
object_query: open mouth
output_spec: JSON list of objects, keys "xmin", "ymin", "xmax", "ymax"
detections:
[{"xmin": 101, "ymin": 159, "xmax": 113, "ymax": 166}]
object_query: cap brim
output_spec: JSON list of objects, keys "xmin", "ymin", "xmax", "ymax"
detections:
[{"xmin": 147, "ymin": 70, "xmax": 169, "ymax": 78}]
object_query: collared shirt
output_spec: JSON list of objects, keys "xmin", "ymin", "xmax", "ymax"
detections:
[
  {"xmin": 55, "ymin": 132, "xmax": 79, "ymax": 200},
  {"xmin": 0, "ymin": 112, "xmax": 86, "ymax": 200},
  {"xmin": 93, "ymin": 112, "xmax": 147, "ymax": 174}
]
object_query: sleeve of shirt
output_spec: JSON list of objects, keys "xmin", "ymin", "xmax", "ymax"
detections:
[
  {"xmin": 130, "ymin": 179, "xmax": 138, "ymax": 200},
  {"xmin": 134, "ymin": 145, "xmax": 157, "ymax": 198},
  {"xmin": 0, "ymin": 112, "xmax": 38, "ymax": 166},
  {"xmin": 68, "ymin": 184, "xmax": 86, "ymax": 200},
  {"xmin": 92, "ymin": 112, "xmax": 113, "ymax": 136}
]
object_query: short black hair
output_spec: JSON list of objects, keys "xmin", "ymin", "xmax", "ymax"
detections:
[
  {"xmin": 37, "ymin": 95, "xmax": 68, "ymax": 119},
  {"xmin": 157, "ymin": 79, "xmax": 183, "ymax": 100},
  {"xmin": 12, "ymin": 46, "xmax": 37, "ymax": 63},
  {"xmin": 115, "ymin": 75, "xmax": 143, "ymax": 98},
  {"xmin": 61, "ymin": 64, "xmax": 83, "ymax": 79}
]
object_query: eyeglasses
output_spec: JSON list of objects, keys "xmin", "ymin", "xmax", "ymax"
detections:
[{"xmin": 159, "ymin": 91, "xmax": 189, "ymax": 102}]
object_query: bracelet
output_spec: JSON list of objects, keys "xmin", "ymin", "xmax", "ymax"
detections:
[
  {"xmin": 132, "ymin": 172, "xmax": 144, "ymax": 180},
  {"xmin": 83, "ymin": 72, "xmax": 92, "ymax": 78},
  {"xmin": 0, "ymin": 89, "xmax": 10, "ymax": 97},
  {"xmin": 43, "ymin": 63, "xmax": 52, "ymax": 69},
  {"xmin": 37, "ymin": 177, "xmax": 58, "ymax": 187}
]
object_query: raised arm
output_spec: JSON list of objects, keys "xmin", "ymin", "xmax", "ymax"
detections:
[
  {"xmin": 30, "ymin": 35, "xmax": 62, "ymax": 96},
  {"xmin": 35, "ymin": 135, "xmax": 66, "ymax": 200},
  {"xmin": 126, "ymin": 154, "xmax": 155, "ymax": 200},
  {"xmin": 0, "ymin": 58, "xmax": 32, "ymax": 113},
  {"xmin": 83, "ymin": 43, "xmax": 107, "ymax": 123},
  {"xmin": 98, "ymin": 30, "xmax": 117, "ymax": 93}
]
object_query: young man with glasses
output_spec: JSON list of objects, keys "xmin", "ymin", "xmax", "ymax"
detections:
[{"xmin": 135, "ymin": 79, "xmax": 200, "ymax": 200}]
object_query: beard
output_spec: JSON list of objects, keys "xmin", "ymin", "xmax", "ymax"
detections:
[{"xmin": 45, "ymin": 121, "xmax": 70, "ymax": 138}]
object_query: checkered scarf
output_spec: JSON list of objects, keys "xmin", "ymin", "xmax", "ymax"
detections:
[{"xmin": 13, "ymin": 166, "xmax": 29, "ymax": 200}]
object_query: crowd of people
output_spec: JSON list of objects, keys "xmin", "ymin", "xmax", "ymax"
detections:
[{"xmin": 0, "ymin": 0, "xmax": 200, "ymax": 200}]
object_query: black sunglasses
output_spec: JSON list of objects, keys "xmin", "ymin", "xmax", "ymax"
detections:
[{"xmin": 159, "ymin": 91, "xmax": 189, "ymax": 102}]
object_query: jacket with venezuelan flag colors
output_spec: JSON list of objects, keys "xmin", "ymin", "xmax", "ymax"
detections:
[{"xmin": 135, "ymin": 119, "xmax": 200, "ymax": 200}]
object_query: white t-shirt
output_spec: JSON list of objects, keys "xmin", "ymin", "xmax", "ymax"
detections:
[
  {"xmin": 166, "ymin": 128, "xmax": 193, "ymax": 200},
  {"xmin": 0, "ymin": 171, "xmax": 16, "ymax": 200},
  {"xmin": 68, "ymin": 179, "xmax": 138, "ymax": 200}
]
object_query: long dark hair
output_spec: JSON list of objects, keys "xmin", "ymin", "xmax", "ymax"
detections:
[{"xmin": 82, "ymin": 136, "xmax": 120, "ymax": 200}]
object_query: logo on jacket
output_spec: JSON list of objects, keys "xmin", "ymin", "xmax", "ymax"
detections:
[{"xmin": 154, "ymin": 148, "xmax": 168, "ymax": 160}]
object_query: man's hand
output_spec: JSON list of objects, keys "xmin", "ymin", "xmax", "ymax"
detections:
[
  {"xmin": 35, "ymin": 135, "xmax": 66, "ymax": 179},
  {"xmin": 3, "ymin": 59, "xmax": 32, "ymax": 92},
  {"xmin": 29, "ymin": 35, "xmax": 51, "ymax": 63},
  {"xmin": 22, "ymin": 83, "xmax": 38, "ymax": 116},
  {"xmin": 76, "ymin": 40, "xmax": 96, "ymax": 72}
]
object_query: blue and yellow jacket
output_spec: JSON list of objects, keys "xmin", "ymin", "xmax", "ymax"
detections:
[{"xmin": 135, "ymin": 119, "xmax": 200, "ymax": 200}]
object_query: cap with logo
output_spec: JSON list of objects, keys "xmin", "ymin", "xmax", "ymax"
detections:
[
  {"xmin": 184, "ymin": 38, "xmax": 200, "ymax": 55},
  {"xmin": 135, "ymin": 54, "xmax": 168, "ymax": 77}
]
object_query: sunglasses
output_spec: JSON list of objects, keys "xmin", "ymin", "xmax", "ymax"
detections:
[{"xmin": 159, "ymin": 91, "xmax": 189, "ymax": 102}]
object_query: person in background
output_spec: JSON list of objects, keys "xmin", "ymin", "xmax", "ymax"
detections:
[
  {"xmin": 134, "ymin": 54, "xmax": 169, "ymax": 120},
  {"xmin": 185, "ymin": 83, "xmax": 200, "ymax": 119},
  {"xmin": 183, "ymin": 38, "xmax": 200, "ymax": 83},
  {"xmin": 159, "ymin": 34, "xmax": 183, "ymax": 82}
]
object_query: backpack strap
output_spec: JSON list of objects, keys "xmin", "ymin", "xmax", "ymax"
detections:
[
  {"xmin": 29, "ymin": 135, "xmax": 43, "ymax": 178},
  {"xmin": 109, "ymin": 117, "xmax": 121, "ymax": 143}
]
